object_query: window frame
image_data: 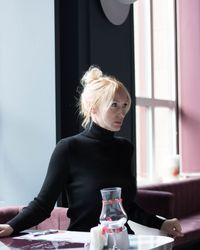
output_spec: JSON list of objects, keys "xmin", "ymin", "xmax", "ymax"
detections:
[{"xmin": 134, "ymin": 0, "xmax": 179, "ymax": 184}]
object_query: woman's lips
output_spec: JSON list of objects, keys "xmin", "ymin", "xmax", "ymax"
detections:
[{"xmin": 114, "ymin": 121, "xmax": 123, "ymax": 126}]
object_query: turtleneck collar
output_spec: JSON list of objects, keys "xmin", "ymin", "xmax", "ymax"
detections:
[{"xmin": 82, "ymin": 122, "xmax": 115, "ymax": 141}]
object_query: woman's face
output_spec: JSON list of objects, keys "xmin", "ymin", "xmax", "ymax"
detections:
[{"xmin": 92, "ymin": 89, "xmax": 129, "ymax": 131}]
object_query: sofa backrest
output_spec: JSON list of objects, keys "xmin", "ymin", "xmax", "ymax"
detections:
[
  {"xmin": 139, "ymin": 177, "xmax": 200, "ymax": 218},
  {"xmin": 136, "ymin": 189, "xmax": 174, "ymax": 218},
  {"xmin": 0, "ymin": 206, "xmax": 23, "ymax": 224},
  {"xmin": 0, "ymin": 206, "xmax": 69, "ymax": 230}
]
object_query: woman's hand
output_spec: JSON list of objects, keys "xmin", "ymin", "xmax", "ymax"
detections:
[
  {"xmin": 0, "ymin": 224, "xmax": 14, "ymax": 237},
  {"xmin": 161, "ymin": 218, "xmax": 183, "ymax": 238}
]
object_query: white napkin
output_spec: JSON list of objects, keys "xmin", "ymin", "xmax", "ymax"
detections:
[{"xmin": 89, "ymin": 225, "xmax": 106, "ymax": 250}]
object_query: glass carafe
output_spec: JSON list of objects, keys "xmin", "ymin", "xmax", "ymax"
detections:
[{"xmin": 99, "ymin": 187, "xmax": 129, "ymax": 249}]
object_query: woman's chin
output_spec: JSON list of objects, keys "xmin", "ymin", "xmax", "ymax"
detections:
[{"xmin": 112, "ymin": 124, "xmax": 122, "ymax": 131}]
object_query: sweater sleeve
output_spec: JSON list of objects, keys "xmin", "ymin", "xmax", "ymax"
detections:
[
  {"xmin": 7, "ymin": 139, "xmax": 69, "ymax": 233},
  {"xmin": 128, "ymin": 201, "xmax": 165, "ymax": 230},
  {"xmin": 127, "ymin": 176, "xmax": 165, "ymax": 231}
]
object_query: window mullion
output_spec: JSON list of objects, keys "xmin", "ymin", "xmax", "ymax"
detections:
[
  {"xmin": 150, "ymin": 0, "xmax": 154, "ymax": 99},
  {"xmin": 148, "ymin": 106, "xmax": 154, "ymax": 180},
  {"xmin": 136, "ymin": 97, "xmax": 176, "ymax": 108},
  {"xmin": 149, "ymin": 0, "xmax": 155, "ymax": 180}
]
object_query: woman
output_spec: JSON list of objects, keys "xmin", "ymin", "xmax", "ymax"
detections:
[{"xmin": 0, "ymin": 66, "xmax": 182, "ymax": 237}]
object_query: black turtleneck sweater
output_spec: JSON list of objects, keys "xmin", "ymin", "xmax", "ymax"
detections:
[{"xmin": 8, "ymin": 123, "xmax": 164, "ymax": 233}]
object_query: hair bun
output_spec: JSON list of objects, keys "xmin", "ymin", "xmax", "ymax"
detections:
[{"xmin": 81, "ymin": 66, "xmax": 103, "ymax": 86}]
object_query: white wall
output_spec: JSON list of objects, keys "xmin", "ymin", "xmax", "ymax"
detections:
[{"xmin": 0, "ymin": 0, "xmax": 56, "ymax": 206}]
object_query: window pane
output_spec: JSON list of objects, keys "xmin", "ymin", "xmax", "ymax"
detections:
[
  {"xmin": 136, "ymin": 106, "xmax": 151, "ymax": 180},
  {"xmin": 153, "ymin": 0, "xmax": 176, "ymax": 100},
  {"xmin": 154, "ymin": 107, "xmax": 176, "ymax": 179},
  {"xmin": 134, "ymin": 0, "xmax": 151, "ymax": 98}
]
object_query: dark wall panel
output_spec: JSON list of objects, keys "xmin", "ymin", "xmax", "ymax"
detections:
[
  {"xmin": 55, "ymin": 0, "xmax": 135, "ymax": 142},
  {"xmin": 55, "ymin": 0, "xmax": 81, "ymax": 141}
]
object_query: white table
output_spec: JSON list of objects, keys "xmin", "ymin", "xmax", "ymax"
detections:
[
  {"xmin": 128, "ymin": 235, "xmax": 174, "ymax": 250},
  {"xmin": 0, "ymin": 230, "xmax": 174, "ymax": 250}
]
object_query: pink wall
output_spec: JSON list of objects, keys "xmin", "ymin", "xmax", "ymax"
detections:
[{"xmin": 178, "ymin": 0, "xmax": 200, "ymax": 173}]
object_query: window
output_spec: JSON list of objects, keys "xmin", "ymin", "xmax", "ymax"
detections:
[{"xmin": 134, "ymin": 0, "xmax": 178, "ymax": 184}]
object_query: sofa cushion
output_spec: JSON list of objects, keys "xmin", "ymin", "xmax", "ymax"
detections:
[
  {"xmin": 0, "ymin": 206, "xmax": 69, "ymax": 230},
  {"xmin": 138, "ymin": 177, "xmax": 200, "ymax": 248},
  {"xmin": 32, "ymin": 207, "xmax": 69, "ymax": 230},
  {"xmin": 175, "ymin": 213, "xmax": 200, "ymax": 247},
  {"xmin": 0, "ymin": 206, "xmax": 23, "ymax": 224}
]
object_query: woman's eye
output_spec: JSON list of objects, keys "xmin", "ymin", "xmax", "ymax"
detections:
[
  {"xmin": 111, "ymin": 102, "xmax": 117, "ymax": 108},
  {"xmin": 123, "ymin": 103, "xmax": 128, "ymax": 108}
]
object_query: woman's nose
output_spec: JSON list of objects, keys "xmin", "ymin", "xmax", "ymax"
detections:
[{"xmin": 118, "ymin": 108, "xmax": 126, "ymax": 117}]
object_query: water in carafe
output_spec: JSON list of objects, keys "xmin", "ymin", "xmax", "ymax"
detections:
[{"xmin": 99, "ymin": 187, "xmax": 127, "ymax": 229}]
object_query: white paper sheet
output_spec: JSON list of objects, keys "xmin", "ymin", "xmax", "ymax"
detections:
[
  {"xmin": 128, "ymin": 220, "xmax": 167, "ymax": 236},
  {"xmin": 14, "ymin": 230, "xmax": 91, "ymax": 243}
]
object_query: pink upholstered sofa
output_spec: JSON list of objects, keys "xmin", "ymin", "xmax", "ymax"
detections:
[
  {"xmin": 0, "ymin": 206, "xmax": 69, "ymax": 231},
  {"xmin": 136, "ymin": 177, "xmax": 200, "ymax": 249}
]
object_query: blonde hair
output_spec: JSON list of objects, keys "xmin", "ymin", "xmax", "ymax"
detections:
[{"xmin": 79, "ymin": 66, "xmax": 131, "ymax": 128}]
